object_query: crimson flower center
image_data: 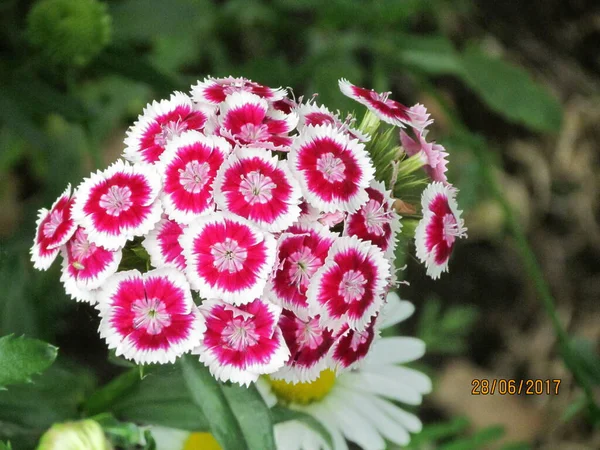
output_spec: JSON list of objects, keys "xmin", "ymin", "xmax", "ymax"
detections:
[
  {"xmin": 349, "ymin": 329, "xmax": 370, "ymax": 352},
  {"xmin": 99, "ymin": 185, "xmax": 133, "ymax": 216},
  {"xmin": 316, "ymin": 152, "xmax": 345, "ymax": 183},
  {"xmin": 238, "ymin": 123, "xmax": 270, "ymax": 143},
  {"xmin": 179, "ymin": 160, "xmax": 211, "ymax": 193},
  {"xmin": 43, "ymin": 209, "xmax": 64, "ymax": 238},
  {"xmin": 442, "ymin": 213, "xmax": 466, "ymax": 246},
  {"xmin": 239, "ymin": 171, "xmax": 277, "ymax": 205},
  {"xmin": 70, "ymin": 231, "xmax": 96, "ymax": 270},
  {"xmin": 363, "ymin": 199, "xmax": 392, "ymax": 236},
  {"xmin": 294, "ymin": 317, "xmax": 324, "ymax": 350},
  {"xmin": 154, "ymin": 119, "xmax": 188, "ymax": 147},
  {"xmin": 132, "ymin": 297, "xmax": 171, "ymax": 335},
  {"xmin": 287, "ymin": 246, "xmax": 320, "ymax": 288},
  {"xmin": 338, "ymin": 269, "xmax": 367, "ymax": 303},
  {"xmin": 211, "ymin": 238, "xmax": 247, "ymax": 273},
  {"xmin": 222, "ymin": 317, "xmax": 259, "ymax": 351}
]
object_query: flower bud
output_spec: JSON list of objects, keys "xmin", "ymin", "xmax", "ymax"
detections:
[{"xmin": 37, "ymin": 420, "xmax": 112, "ymax": 450}]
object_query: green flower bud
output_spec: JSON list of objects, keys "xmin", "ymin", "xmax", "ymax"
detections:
[
  {"xmin": 26, "ymin": 0, "xmax": 111, "ymax": 67},
  {"xmin": 37, "ymin": 420, "xmax": 112, "ymax": 450}
]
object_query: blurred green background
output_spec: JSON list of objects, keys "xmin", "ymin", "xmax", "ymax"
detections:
[{"xmin": 1, "ymin": 0, "xmax": 599, "ymax": 448}]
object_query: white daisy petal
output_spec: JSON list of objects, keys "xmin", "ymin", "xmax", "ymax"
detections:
[{"xmin": 366, "ymin": 336, "xmax": 426, "ymax": 365}]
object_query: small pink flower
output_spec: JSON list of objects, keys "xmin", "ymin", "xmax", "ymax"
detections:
[
  {"xmin": 288, "ymin": 124, "xmax": 374, "ymax": 213},
  {"xmin": 400, "ymin": 130, "xmax": 449, "ymax": 184},
  {"xmin": 157, "ymin": 131, "xmax": 230, "ymax": 223},
  {"xmin": 194, "ymin": 298, "xmax": 289, "ymax": 386},
  {"xmin": 180, "ymin": 212, "xmax": 276, "ymax": 304},
  {"xmin": 213, "ymin": 92, "xmax": 298, "ymax": 150},
  {"xmin": 266, "ymin": 223, "xmax": 336, "ymax": 318},
  {"xmin": 97, "ymin": 268, "xmax": 205, "ymax": 364},
  {"xmin": 60, "ymin": 227, "xmax": 122, "ymax": 303},
  {"xmin": 270, "ymin": 310, "xmax": 336, "ymax": 383},
  {"xmin": 31, "ymin": 184, "xmax": 77, "ymax": 270},
  {"xmin": 71, "ymin": 160, "xmax": 162, "ymax": 250},
  {"xmin": 142, "ymin": 217, "xmax": 187, "ymax": 271},
  {"xmin": 339, "ymin": 79, "xmax": 432, "ymax": 132},
  {"xmin": 344, "ymin": 180, "xmax": 401, "ymax": 260},
  {"xmin": 213, "ymin": 148, "xmax": 301, "ymax": 232},
  {"xmin": 124, "ymin": 92, "xmax": 212, "ymax": 164},
  {"xmin": 296, "ymin": 101, "xmax": 370, "ymax": 142},
  {"xmin": 415, "ymin": 182, "xmax": 467, "ymax": 279},
  {"xmin": 191, "ymin": 76, "xmax": 287, "ymax": 105},
  {"xmin": 330, "ymin": 316, "xmax": 378, "ymax": 371},
  {"xmin": 307, "ymin": 236, "xmax": 390, "ymax": 332}
]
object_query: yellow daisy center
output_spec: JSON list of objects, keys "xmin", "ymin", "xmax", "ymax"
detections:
[
  {"xmin": 268, "ymin": 369, "xmax": 337, "ymax": 405},
  {"xmin": 183, "ymin": 432, "xmax": 221, "ymax": 450}
]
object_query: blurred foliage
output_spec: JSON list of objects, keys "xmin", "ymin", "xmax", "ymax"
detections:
[
  {"xmin": 0, "ymin": 335, "xmax": 57, "ymax": 389},
  {"xmin": 0, "ymin": 0, "xmax": 578, "ymax": 448}
]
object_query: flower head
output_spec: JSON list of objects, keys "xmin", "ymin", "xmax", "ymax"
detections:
[
  {"xmin": 213, "ymin": 148, "xmax": 301, "ymax": 233},
  {"xmin": 195, "ymin": 298, "xmax": 289, "ymax": 386},
  {"xmin": 266, "ymin": 223, "xmax": 336, "ymax": 318},
  {"xmin": 124, "ymin": 92, "xmax": 212, "ymax": 164},
  {"xmin": 307, "ymin": 235, "xmax": 390, "ymax": 332},
  {"xmin": 180, "ymin": 212, "xmax": 276, "ymax": 304},
  {"xmin": 296, "ymin": 101, "xmax": 370, "ymax": 142},
  {"xmin": 339, "ymin": 79, "xmax": 432, "ymax": 132},
  {"xmin": 400, "ymin": 129, "xmax": 449, "ymax": 183},
  {"xmin": 191, "ymin": 76, "xmax": 287, "ymax": 105},
  {"xmin": 71, "ymin": 159, "xmax": 162, "ymax": 250},
  {"xmin": 415, "ymin": 182, "xmax": 467, "ymax": 279},
  {"xmin": 31, "ymin": 184, "xmax": 77, "ymax": 270},
  {"xmin": 97, "ymin": 268, "xmax": 204, "ymax": 364},
  {"xmin": 289, "ymin": 124, "xmax": 374, "ymax": 213},
  {"xmin": 158, "ymin": 131, "xmax": 230, "ymax": 223},
  {"xmin": 212, "ymin": 92, "xmax": 298, "ymax": 150},
  {"xmin": 60, "ymin": 227, "xmax": 121, "ymax": 303},
  {"xmin": 344, "ymin": 180, "xmax": 401, "ymax": 260},
  {"xmin": 270, "ymin": 310, "xmax": 336, "ymax": 384},
  {"xmin": 142, "ymin": 216, "xmax": 187, "ymax": 271}
]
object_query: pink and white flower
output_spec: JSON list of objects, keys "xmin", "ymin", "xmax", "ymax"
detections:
[
  {"xmin": 267, "ymin": 224, "xmax": 336, "ymax": 319},
  {"xmin": 415, "ymin": 182, "xmax": 467, "ymax": 279},
  {"xmin": 289, "ymin": 124, "xmax": 374, "ymax": 213},
  {"xmin": 180, "ymin": 212, "xmax": 276, "ymax": 304},
  {"xmin": 339, "ymin": 79, "xmax": 432, "ymax": 132},
  {"xmin": 212, "ymin": 92, "xmax": 298, "ymax": 150},
  {"xmin": 400, "ymin": 130, "xmax": 449, "ymax": 184},
  {"xmin": 157, "ymin": 131, "xmax": 230, "ymax": 223},
  {"xmin": 296, "ymin": 101, "xmax": 370, "ymax": 142},
  {"xmin": 191, "ymin": 76, "xmax": 287, "ymax": 105},
  {"xmin": 271, "ymin": 310, "xmax": 336, "ymax": 383},
  {"xmin": 124, "ymin": 92, "xmax": 212, "ymax": 164},
  {"xmin": 71, "ymin": 160, "xmax": 162, "ymax": 250},
  {"xmin": 194, "ymin": 298, "xmax": 289, "ymax": 386},
  {"xmin": 213, "ymin": 148, "xmax": 301, "ymax": 233},
  {"xmin": 97, "ymin": 268, "xmax": 204, "ymax": 364},
  {"xmin": 307, "ymin": 236, "xmax": 390, "ymax": 332},
  {"xmin": 330, "ymin": 315, "xmax": 378, "ymax": 371},
  {"xmin": 31, "ymin": 184, "xmax": 77, "ymax": 270},
  {"xmin": 142, "ymin": 217, "xmax": 187, "ymax": 271},
  {"xmin": 344, "ymin": 180, "xmax": 401, "ymax": 260},
  {"xmin": 60, "ymin": 227, "xmax": 122, "ymax": 303}
]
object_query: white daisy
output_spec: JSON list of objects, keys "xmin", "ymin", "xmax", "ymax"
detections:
[{"xmin": 258, "ymin": 291, "xmax": 431, "ymax": 450}]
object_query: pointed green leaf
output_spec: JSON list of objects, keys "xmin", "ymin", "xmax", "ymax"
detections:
[
  {"xmin": 460, "ymin": 46, "xmax": 562, "ymax": 133},
  {"xmin": 271, "ymin": 405, "xmax": 333, "ymax": 449},
  {"xmin": 181, "ymin": 355, "xmax": 276, "ymax": 450},
  {"xmin": 0, "ymin": 335, "xmax": 57, "ymax": 389}
]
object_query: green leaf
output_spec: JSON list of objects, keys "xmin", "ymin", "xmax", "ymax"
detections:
[
  {"xmin": 0, "ymin": 335, "xmax": 57, "ymax": 389},
  {"xmin": 460, "ymin": 45, "xmax": 562, "ymax": 133},
  {"xmin": 90, "ymin": 365, "xmax": 209, "ymax": 431},
  {"xmin": 181, "ymin": 355, "xmax": 276, "ymax": 450},
  {"xmin": 0, "ymin": 441, "xmax": 11, "ymax": 450},
  {"xmin": 393, "ymin": 35, "xmax": 464, "ymax": 75},
  {"xmin": 94, "ymin": 413, "xmax": 155, "ymax": 449},
  {"xmin": 405, "ymin": 416, "xmax": 470, "ymax": 448},
  {"xmin": 271, "ymin": 405, "xmax": 333, "ymax": 449},
  {"xmin": 568, "ymin": 337, "xmax": 600, "ymax": 386},
  {"xmin": 439, "ymin": 425, "xmax": 505, "ymax": 450}
]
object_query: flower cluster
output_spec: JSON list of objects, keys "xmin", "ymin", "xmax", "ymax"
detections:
[{"xmin": 31, "ymin": 76, "xmax": 466, "ymax": 386}]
